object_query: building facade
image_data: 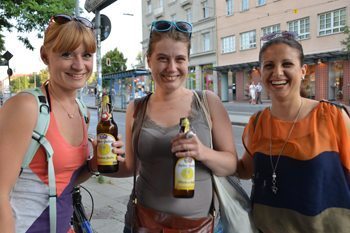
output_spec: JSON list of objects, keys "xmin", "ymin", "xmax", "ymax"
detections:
[
  {"xmin": 141, "ymin": 0, "xmax": 220, "ymax": 97},
  {"xmin": 215, "ymin": 0, "xmax": 350, "ymax": 103}
]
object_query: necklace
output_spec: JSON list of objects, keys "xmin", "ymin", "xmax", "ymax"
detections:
[
  {"xmin": 269, "ymin": 99, "xmax": 303, "ymax": 194},
  {"xmin": 49, "ymin": 87, "xmax": 78, "ymax": 119}
]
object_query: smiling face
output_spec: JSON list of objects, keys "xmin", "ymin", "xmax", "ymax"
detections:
[
  {"xmin": 42, "ymin": 44, "xmax": 94, "ymax": 90},
  {"xmin": 41, "ymin": 20, "xmax": 96, "ymax": 91},
  {"xmin": 147, "ymin": 37, "xmax": 189, "ymax": 92},
  {"xmin": 260, "ymin": 43, "xmax": 307, "ymax": 101}
]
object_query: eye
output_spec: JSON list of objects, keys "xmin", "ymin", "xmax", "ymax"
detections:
[
  {"xmin": 157, "ymin": 56, "xmax": 168, "ymax": 62},
  {"xmin": 61, "ymin": 52, "xmax": 72, "ymax": 58},
  {"xmin": 263, "ymin": 63, "xmax": 273, "ymax": 69},
  {"xmin": 83, "ymin": 53, "xmax": 93, "ymax": 59}
]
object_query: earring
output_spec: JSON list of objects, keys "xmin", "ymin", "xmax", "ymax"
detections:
[{"xmin": 301, "ymin": 76, "xmax": 305, "ymax": 80}]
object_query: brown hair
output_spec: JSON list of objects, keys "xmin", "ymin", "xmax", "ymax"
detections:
[
  {"xmin": 259, "ymin": 37, "xmax": 304, "ymax": 66},
  {"xmin": 43, "ymin": 20, "xmax": 96, "ymax": 53},
  {"xmin": 146, "ymin": 29, "xmax": 191, "ymax": 58}
]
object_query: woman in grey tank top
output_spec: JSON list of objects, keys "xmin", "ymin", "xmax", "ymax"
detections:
[{"xmin": 117, "ymin": 20, "xmax": 238, "ymax": 233}]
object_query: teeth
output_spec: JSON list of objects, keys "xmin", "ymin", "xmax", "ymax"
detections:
[{"xmin": 271, "ymin": 80, "xmax": 287, "ymax": 85}]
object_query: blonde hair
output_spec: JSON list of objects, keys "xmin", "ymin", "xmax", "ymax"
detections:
[{"xmin": 44, "ymin": 20, "xmax": 96, "ymax": 53}]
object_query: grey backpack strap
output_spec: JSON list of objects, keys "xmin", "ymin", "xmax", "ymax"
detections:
[{"xmin": 20, "ymin": 88, "xmax": 57, "ymax": 233}]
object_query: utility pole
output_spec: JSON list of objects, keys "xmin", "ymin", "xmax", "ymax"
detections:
[{"xmin": 75, "ymin": 0, "xmax": 80, "ymax": 16}]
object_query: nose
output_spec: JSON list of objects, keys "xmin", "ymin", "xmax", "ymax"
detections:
[
  {"xmin": 273, "ymin": 65, "xmax": 284, "ymax": 77},
  {"xmin": 71, "ymin": 56, "xmax": 84, "ymax": 70},
  {"xmin": 167, "ymin": 59, "xmax": 177, "ymax": 72}
]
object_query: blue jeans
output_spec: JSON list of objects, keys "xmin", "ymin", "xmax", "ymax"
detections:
[{"xmin": 123, "ymin": 217, "xmax": 223, "ymax": 233}]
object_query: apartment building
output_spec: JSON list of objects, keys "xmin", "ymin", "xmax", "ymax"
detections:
[
  {"xmin": 141, "ymin": 0, "xmax": 219, "ymax": 94},
  {"xmin": 215, "ymin": 0, "xmax": 350, "ymax": 103}
]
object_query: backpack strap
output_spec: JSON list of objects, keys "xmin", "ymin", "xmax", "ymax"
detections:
[
  {"xmin": 76, "ymin": 98, "xmax": 89, "ymax": 124},
  {"xmin": 20, "ymin": 87, "xmax": 57, "ymax": 233}
]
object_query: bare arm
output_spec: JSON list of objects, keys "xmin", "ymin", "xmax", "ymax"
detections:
[
  {"xmin": 237, "ymin": 152, "xmax": 254, "ymax": 179},
  {"xmin": 0, "ymin": 94, "xmax": 38, "ymax": 232}
]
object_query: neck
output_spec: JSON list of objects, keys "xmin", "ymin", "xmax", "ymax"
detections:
[{"xmin": 270, "ymin": 97, "xmax": 303, "ymax": 121}]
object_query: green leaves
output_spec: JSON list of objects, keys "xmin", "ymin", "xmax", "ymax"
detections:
[{"xmin": 0, "ymin": 0, "xmax": 76, "ymax": 52}]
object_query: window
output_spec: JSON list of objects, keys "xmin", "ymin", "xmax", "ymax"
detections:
[
  {"xmin": 241, "ymin": 0, "xmax": 249, "ymax": 11},
  {"xmin": 240, "ymin": 30, "xmax": 256, "ymax": 50},
  {"xmin": 288, "ymin": 17, "xmax": 310, "ymax": 40},
  {"xmin": 261, "ymin": 24, "xmax": 280, "ymax": 36},
  {"xmin": 203, "ymin": 32, "xmax": 211, "ymax": 52},
  {"xmin": 159, "ymin": 0, "xmax": 163, "ymax": 8},
  {"xmin": 186, "ymin": 8, "xmax": 192, "ymax": 23},
  {"xmin": 257, "ymin": 0, "xmax": 266, "ymax": 6},
  {"xmin": 221, "ymin": 36, "xmax": 236, "ymax": 53},
  {"xmin": 226, "ymin": 0, "xmax": 234, "ymax": 16},
  {"xmin": 147, "ymin": 1, "xmax": 152, "ymax": 14},
  {"xmin": 202, "ymin": 0, "xmax": 209, "ymax": 18},
  {"xmin": 319, "ymin": 8, "xmax": 346, "ymax": 36}
]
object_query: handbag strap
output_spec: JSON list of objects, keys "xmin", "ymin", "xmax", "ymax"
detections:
[
  {"xmin": 193, "ymin": 90, "xmax": 218, "ymax": 217},
  {"xmin": 132, "ymin": 93, "xmax": 152, "ymax": 203}
]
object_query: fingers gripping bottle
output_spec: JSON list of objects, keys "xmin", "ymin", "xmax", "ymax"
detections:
[
  {"xmin": 173, "ymin": 117, "xmax": 195, "ymax": 198},
  {"xmin": 96, "ymin": 94, "xmax": 119, "ymax": 173}
]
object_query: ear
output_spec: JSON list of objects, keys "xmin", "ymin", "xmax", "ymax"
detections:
[
  {"xmin": 301, "ymin": 64, "xmax": 307, "ymax": 77},
  {"xmin": 146, "ymin": 55, "xmax": 151, "ymax": 69},
  {"xmin": 40, "ymin": 46, "xmax": 49, "ymax": 65}
]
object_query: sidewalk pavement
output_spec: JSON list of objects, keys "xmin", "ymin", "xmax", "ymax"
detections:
[{"xmin": 84, "ymin": 94, "xmax": 270, "ymax": 126}]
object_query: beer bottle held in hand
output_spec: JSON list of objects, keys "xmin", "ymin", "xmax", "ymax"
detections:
[
  {"xmin": 173, "ymin": 117, "xmax": 195, "ymax": 198},
  {"xmin": 96, "ymin": 94, "xmax": 119, "ymax": 173}
]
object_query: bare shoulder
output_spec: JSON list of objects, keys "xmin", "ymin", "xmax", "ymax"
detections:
[
  {"xmin": 204, "ymin": 90, "xmax": 221, "ymax": 107},
  {"xmin": 0, "ymin": 93, "xmax": 38, "ymax": 128}
]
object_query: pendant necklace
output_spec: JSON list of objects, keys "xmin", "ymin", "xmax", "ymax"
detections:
[
  {"xmin": 49, "ymin": 87, "xmax": 77, "ymax": 119},
  {"xmin": 269, "ymin": 99, "xmax": 303, "ymax": 194}
]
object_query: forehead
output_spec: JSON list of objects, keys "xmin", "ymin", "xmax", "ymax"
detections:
[
  {"xmin": 262, "ymin": 43, "xmax": 299, "ymax": 60},
  {"xmin": 152, "ymin": 38, "xmax": 188, "ymax": 56}
]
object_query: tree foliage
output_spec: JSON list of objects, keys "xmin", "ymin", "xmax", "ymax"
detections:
[
  {"xmin": 102, "ymin": 48, "xmax": 127, "ymax": 75},
  {"xmin": 0, "ymin": 0, "xmax": 76, "ymax": 53},
  {"xmin": 341, "ymin": 26, "xmax": 350, "ymax": 53}
]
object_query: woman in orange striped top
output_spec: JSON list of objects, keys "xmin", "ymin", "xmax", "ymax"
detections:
[{"xmin": 237, "ymin": 32, "xmax": 350, "ymax": 233}]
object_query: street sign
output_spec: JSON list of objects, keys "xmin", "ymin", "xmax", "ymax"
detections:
[
  {"xmin": 85, "ymin": 0, "xmax": 118, "ymax": 13},
  {"xmin": 92, "ymin": 14, "xmax": 111, "ymax": 41},
  {"xmin": 2, "ymin": 51, "xmax": 13, "ymax": 61}
]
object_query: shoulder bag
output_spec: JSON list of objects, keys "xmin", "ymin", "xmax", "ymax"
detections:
[{"xmin": 193, "ymin": 90, "xmax": 258, "ymax": 233}]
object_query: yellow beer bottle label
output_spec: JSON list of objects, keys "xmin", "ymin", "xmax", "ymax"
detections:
[
  {"xmin": 174, "ymin": 157, "xmax": 195, "ymax": 190},
  {"xmin": 97, "ymin": 133, "xmax": 118, "ymax": 166}
]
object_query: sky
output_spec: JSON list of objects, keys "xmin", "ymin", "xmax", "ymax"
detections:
[{"xmin": 0, "ymin": 0, "xmax": 142, "ymax": 80}]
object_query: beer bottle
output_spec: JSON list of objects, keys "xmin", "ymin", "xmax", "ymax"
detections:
[
  {"xmin": 96, "ymin": 94, "xmax": 119, "ymax": 173},
  {"xmin": 173, "ymin": 117, "xmax": 195, "ymax": 198}
]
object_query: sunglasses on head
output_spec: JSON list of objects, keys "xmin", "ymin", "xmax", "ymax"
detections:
[
  {"xmin": 50, "ymin": 14, "xmax": 94, "ymax": 29},
  {"xmin": 260, "ymin": 31, "xmax": 298, "ymax": 41},
  {"xmin": 151, "ymin": 20, "xmax": 192, "ymax": 38}
]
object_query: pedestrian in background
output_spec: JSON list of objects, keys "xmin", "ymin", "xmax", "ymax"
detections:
[
  {"xmin": 255, "ymin": 82, "xmax": 263, "ymax": 104},
  {"xmin": 0, "ymin": 14, "xmax": 124, "ymax": 233},
  {"xmin": 237, "ymin": 32, "xmax": 350, "ymax": 232},
  {"xmin": 249, "ymin": 82, "xmax": 256, "ymax": 104},
  {"xmin": 117, "ymin": 20, "xmax": 237, "ymax": 233}
]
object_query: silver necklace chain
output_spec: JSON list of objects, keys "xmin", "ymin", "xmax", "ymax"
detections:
[
  {"xmin": 49, "ymin": 86, "xmax": 78, "ymax": 119},
  {"xmin": 269, "ymin": 99, "xmax": 303, "ymax": 194}
]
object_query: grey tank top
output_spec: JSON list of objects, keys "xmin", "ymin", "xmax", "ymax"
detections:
[{"xmin": 125, "ymin": 92, "xmax": 213, "ymax": 226}]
